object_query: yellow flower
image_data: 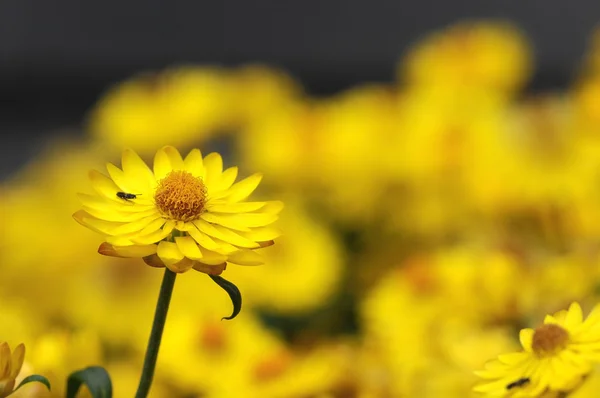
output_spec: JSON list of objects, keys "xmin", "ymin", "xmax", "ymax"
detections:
[
  {"xmin": 158, "ymin": 309, "xmax": 348, "ymax": 398},
  {"xmin": 87, "ymin": 67, "xmax": 233, "ymax": 154},
  {"xmin": 399, "ymin": 20, "xmax": 531, "ymax": 97},
  {"xmin": 228, "ymin": 64, "xmax": 303, "ymax": 127},
  {"xmin": 73, "ymin": 145, "xmax": 282, "ymax": 274},
  {"xmin": 225, "ymin": 199, "xmax": 344, "ymax": 314},
  {"xmin": 27, "ymin": 329, "xmax": 102, "ymax": 398},
  {"xmin": 0, "ymin": 342, "xmax": 25, "ymax": 398},
  {"xmin": 474, "ymin": 302, "xmax": 600, "ymax": 396}
]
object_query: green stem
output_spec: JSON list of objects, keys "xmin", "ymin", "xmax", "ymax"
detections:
[{"xmin": 135, "ymin": 268, "xmax": 177, "ymax": 398}]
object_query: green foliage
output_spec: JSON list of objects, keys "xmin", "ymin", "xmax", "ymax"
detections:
[{"xmin": 13, "ymin": 374, "xmax": 51, "ymax": 394}]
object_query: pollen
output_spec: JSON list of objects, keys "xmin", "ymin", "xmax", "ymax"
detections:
[
  {"xmin": 531, "ymin": 324, "xmax": 569, "ymax": 356},
  {"xmin": 154, "ymin": 170, "xmax": 207, "ymax": 222}
]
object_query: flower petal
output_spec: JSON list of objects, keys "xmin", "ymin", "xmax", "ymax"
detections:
[
  {"xmin": 520, "ymin": 328, "xmax": 534, "ymax": 352},
  {"xmin": 197, "ymin": 247, "xmax": 227, "ymax": 265},
  {"xmin": 227, "ymin": 249, "xmax": 265, "ymax": 266},
  {"xmin": 153, "ymin": 148, "xmax": 172, "ymax": 181},
  {"xmin": 121, "ymin": 148, "xmax": 156, "ymax": 191},
  {"xmin": 131, "ymin": 222, "xmax": 175, "ymax": 245},
  {"xmin": 137, "ymin": 217, "xmax": 167, "ymax": 236},
  {"xmin": 175, "ymin": 236, "xmax": 203, "ymax": 260},
  {"xmin": 99, "ymin": 242, "xmax": 157, "ymax": 258},
  {"xmin": 143, "ymin": 254, "xmax": 166, "ymax": 268},
  {"xmin": 231, "ymin": 212, "xmax": 279, "ymax": 228},
  {"xmin": 106, "ymin": 162, "xmax": 139, "ymax": 194},
  {"xmin": 157, "ymin": 241, "xmax": 184, "ymax": 267},
  {"xmin": 192, "ymin": 261, "xmax": 226, "ymax": 275},
  {"xmin": 106, "ymin": 235, "xmax": 136, "ymax": 246},
  {"xmin": 193, "ymin": 219, "xmax": 259, "ymax": 248},
  {"xmin": 110, "ymin": 214, "xmax": 164, "ymax": 236},
  {"xmin": 164, "ymin": 146, "xmax": 185, "ymax": 170},
  {"xmin": 73, "ymin": 210, "xmax": 123, "ymax": 235},
  {"xmin": 206, "ymin": 201, "xmax": 266, "ymax": 214},
  {"xmin": 10, "ymin": 343, "xmax": 25, "ymax": 379},
  {"xmin": 564, "ymin": 302, "xmax": 584, "ymax": 330},
  {"xmin": 81, "ymin": 205, "xmax": 159, "ymax": 223},
  {"xmin": 174, "ymin": 221, "xmax": 195, "ymax": 231},
  {"xmin": 211, "ymin": 166, "xmax": 238, "ymax": 193},
  {"xmin": 212, "ymin": 226, "xmax": 260, "ymax": 249},
  {"xmin": 0, "ymin": 342, "xmax": 11, "ymax": 377},
  {"xmin": 498, "ymin": 352, "xmax": 529, "ymax": 366},
  {"xmin": 260, "ymin": 200, "xmax": 285, "ymax": 215},
  {"xmin": 77, "ymin": 193, "xmax": 154, "ymax": 213},
  {"xmin": 199, "ymin": 213, "xmax": 251, "ymax": 231},
  {"xmin": 184, "ymin": 149, "xmax": 204, "ymax": 178},
  {"xmin": 187, "ymin": 224, "xmax": 222, "ymax": 251},
  {"xmin": 237, "ymin": 227, "xmax": 282, "ymax": 242},
  {"xmin": 213, "ymin": 173, "xmax": 262, "ymax": 202},
  {"xmin": 108, "ymin": 159, "xmax": 154, "ymax": 201},
  {"xmin": 583, "ymin": 303, "xmax": 600, "ymax": 328},
  {"xmin": 89, "ymin": 169, "xmax": 122, "ymax": 202},
  {"xmin": 203, "ymin": 152, "xmax": 223, "ymax": 189},
  {"xmin": 211, "ymin": 238, "xmax": 239, "ymax": 254},
  {"xmin": 169, "ymin": 257, "xmax": 196, "ymax": 273}
]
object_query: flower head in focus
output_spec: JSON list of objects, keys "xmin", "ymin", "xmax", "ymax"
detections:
[
  {"xmin": 0, "ymin": 342, "xmax": 25, "ymax": 398},
  {"xmin": 73, "ymin": 146, "xmax": 282, "ymax": 274},
  {"xmin": 474, "ymin": 302, "xmax": 600, "ymax": 397}
]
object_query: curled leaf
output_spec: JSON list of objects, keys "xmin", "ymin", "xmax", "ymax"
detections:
[
  {"xmin": 14, "ymin": 374, "xmax": 51, "ymax": 393},
  {"xmin": 209, "ymin": 275, "xmax": 242, "ymax": 320},
  {"xmin": 66, "ymin": 366, "xmax": 112, "ymax": 398}
]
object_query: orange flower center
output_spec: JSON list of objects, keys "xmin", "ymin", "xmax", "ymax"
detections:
[
  {"xmin": 154, "ymin": 170, "xmax": 207, "ymax": 222},
  {"xmin": 531, "ymin": 324, "xmax": 569, "ymax": 356}
]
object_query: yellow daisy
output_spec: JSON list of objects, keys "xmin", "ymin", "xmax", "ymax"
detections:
[
  {"xmin": 473, "ymin": 302, "xmax": 600, "ymax": 397},
  {"xmin": 73, "ymin": 146, "xmax": 282, "ymax": 274}
]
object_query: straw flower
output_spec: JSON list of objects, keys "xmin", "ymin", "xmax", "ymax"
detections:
[
  {"xmin": 74, "ymin": 146, "xmax": 282, "ymax": 274},
  {"xmin": 474, "ymin": 302, "xmax": 600, "ymax": 397}
]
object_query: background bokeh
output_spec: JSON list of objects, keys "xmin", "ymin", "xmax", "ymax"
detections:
[{"xmin": 3, "ymin": 2, "xmax": 600, "ymax": 397}]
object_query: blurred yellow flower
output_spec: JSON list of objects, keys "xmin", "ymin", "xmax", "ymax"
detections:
[
  {"xmin": 360, "ymin": 254, "xmax": 523, "ymax": 397},
  {"xmin": 400, "ymin": 20, "xmax": 532, "ymax": 97},
  {"xmin": 74, "ymin": 146, "xmax": 282, "ymax": 274},
  {"xmin": 360, "ymin": 265, "xmax": 441, "ymax": 396},
  {"xmin": 63, "ymin": 257, "xmax": 164, "ymax": 349},
  {"xmin": 236, "ymin": 100, "xmax": 315, "ymax": 185},
  {"xmin": 0, "ymin": 342, "xmax": 25, "ymax": 398},
  {"xmin": 158, "ymin": 311, "xmax": 285, "ymax": 395},
  {"xmin": 474, "ymin": 302, "xmax": 600, "ymax": 396},
  {"xmin": 228, "ymin": 64, "xmax": 304, "ymax": 127},
  {"xmin": 87, "ymin": 66, "xmax": 233, "ymax": 154},
  {"xmin": 159, "ymin": 309, "xmax": 347, "ymax": 398},
  {"xmin": 226, "ymin": 199, "xmax": 344, "ymax": 314},
  {"xmin": 26, "ymin": 329, "xmax": 102, "ymax": 398},
  {"xmin": 309, "ymin": 85, "xmax": 400, "ymax": 223}
]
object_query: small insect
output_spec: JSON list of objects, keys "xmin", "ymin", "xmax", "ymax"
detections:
[
  {"xmin": 506, "ymin": 377, "xmax": 530, "ymax": 390},
  {"xmin": 116, "ymin": 192, "xmax": 141, "ymax": 201}
]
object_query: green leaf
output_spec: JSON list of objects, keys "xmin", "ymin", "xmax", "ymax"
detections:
[
  {"xmin": 13, "ymin": 374, "xmax": 51, "ymax": 393},
  {"xmin": 66, "ymin": 366, "xmax": 112, "ymax": 398},
  {"xmin": 209, "ymin": 275, "xmax": 242, "ymax": 320}
]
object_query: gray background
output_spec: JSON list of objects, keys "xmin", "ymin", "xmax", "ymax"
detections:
[{"xmin": 1, "ymin": 0, "xmax": 598, "ymax": 177}]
